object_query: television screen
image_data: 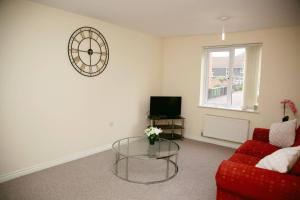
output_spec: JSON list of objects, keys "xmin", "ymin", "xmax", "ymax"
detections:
[{"xmin": 150, "ymin": 96, "xmax": 181, "ymax": 118}]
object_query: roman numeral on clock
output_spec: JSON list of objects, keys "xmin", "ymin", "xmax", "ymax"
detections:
[
  {"xmin": 71, "ymin": 48, "xmax": 78, "ymax": 53},
  {"xmin": 68, "ymin": 27, "xmax": 109, "ymax": 77},
  {"xmin": 80, "ymin": 64, "xmax": 86, "ymax": 71},
  {"xmin": 80, "ymin": 31, "xmax": 86, "ymax": 39},
  {"xmin": 73, "ymin": 56, "xmax": 80, "ymax": 63}
]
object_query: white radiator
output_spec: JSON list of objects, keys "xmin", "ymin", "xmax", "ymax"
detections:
[{"xmin": 202, "ymin": 114, "xmax": 250, "ymax": 143}]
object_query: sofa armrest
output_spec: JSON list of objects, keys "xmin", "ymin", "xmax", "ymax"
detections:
[
  {"xmin": 252, "ymin": 128, "xmax": 269, "ymax": 143},
  {"xmin": 216, "ymin": 160, "xmax": 300, "ymax": 200}
]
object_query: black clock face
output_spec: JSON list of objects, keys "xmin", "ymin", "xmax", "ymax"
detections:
[{"xmin": 68, "ymin": 27, "xmax": 109, "ymax": 77}]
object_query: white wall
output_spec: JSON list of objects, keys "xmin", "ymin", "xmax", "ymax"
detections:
[
  {"xmin": 1, "ymin": 0, "xmax": 300, "ymax": 182},
  {"xmin": 162, "ymin": 26, "xmax": 300, "ymax": 148},
  {"xmin": 0, "ymin": 0, "xmax": 162, "ymax": 178}
]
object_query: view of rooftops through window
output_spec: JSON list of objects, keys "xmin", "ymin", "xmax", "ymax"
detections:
[{"xmin": 207, "ymin": 48, "xmax": 245, "ymax": 107}]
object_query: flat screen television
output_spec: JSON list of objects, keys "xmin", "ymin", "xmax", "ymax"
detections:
[{"xmin": 150, "ymin": 96, "xmax": 181, "ymax": 118}]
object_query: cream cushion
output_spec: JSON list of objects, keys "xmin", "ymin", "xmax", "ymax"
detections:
[
  {"xmin": 256, "ymin": 145, "xmax": 300, "ymax": 173},
  {"xmin": 269, "ymin": 119, "xmax": 297, "ymax": 148}
]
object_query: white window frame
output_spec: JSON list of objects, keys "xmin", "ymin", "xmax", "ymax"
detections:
[{"xmin": 201, "ymin": 46, "xmax": 245, "ymax": 109}]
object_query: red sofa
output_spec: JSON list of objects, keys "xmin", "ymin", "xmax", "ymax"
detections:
[{"xmin": 215, "ymin": 127, "xmax": 300, "ymax": 200}]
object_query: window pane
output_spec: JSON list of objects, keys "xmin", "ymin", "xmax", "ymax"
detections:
[
  {"xmin": 231, "ymin": 48, "xmax": 245, "ymax": 107},
  {"xmin": 207, "ymin": 51, "xmax": 229, "ymax": 105}
]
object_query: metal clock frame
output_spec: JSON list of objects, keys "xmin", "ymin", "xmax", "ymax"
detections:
[{"xmin": 68, "ymin": 26, "xmax": 109, "ymax": 77}]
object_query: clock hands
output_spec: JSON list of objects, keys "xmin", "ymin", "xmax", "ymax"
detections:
[
  {"xmin": 73, "ymin": 48, "xmax": 102, "ymax": 54},
  {"xmin": 89, "ymin": 30, "xmax": 92, "ymax": 50},
  {"xmin": 68, "ymin": 27, "xmax": 109, "ymax": 77},
  {"xmin": 89, "ymin": 30, "xmax": 92, "ymax": 66},
  {"xmin": 90, "ymin": 51, "xmax": 102, "ymax": 54}
]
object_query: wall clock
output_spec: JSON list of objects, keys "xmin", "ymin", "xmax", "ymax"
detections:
[{"xmin": 68, "ymin": 27, "xmax": 109, "ymax": 77}]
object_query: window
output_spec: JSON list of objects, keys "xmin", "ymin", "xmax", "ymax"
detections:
[{"xmin": 200, "ymin": 44, "xmax": 262, "ymax": 111}]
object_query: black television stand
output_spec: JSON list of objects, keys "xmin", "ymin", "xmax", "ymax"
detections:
[{"xmin": 148, "ymin": 116, "xmax": 185, "ymax": 140}]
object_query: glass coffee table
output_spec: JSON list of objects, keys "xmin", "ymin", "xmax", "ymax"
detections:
[{"xmin": 112, "ymin": 136, "xmax": 180, "ymax": 184}]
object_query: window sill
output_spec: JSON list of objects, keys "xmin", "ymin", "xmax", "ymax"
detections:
[{"xmin": 199, "ymin": 104, "xmax": 259, "ymax": 114}]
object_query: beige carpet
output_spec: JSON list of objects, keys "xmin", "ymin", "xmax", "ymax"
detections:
[{"xmin": 0, "ymin": 139, "xmax": 234, "ymax": 200}]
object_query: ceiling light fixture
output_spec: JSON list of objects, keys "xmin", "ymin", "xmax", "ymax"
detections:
[
  {"xmin": 218, "ymin": 16, "xmax": 230, "ymax": 41},
  {"xmin": 222, "ymin": 26, "xmax": 225, "ymax": 41}
]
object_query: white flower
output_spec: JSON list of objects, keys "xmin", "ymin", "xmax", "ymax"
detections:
[{"xmin": 144, "ymin": 127, "xmax": 162, "ymax": 137}]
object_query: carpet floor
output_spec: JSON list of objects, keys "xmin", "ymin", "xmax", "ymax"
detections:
[{"xmin": 0, "ymin": 139, "xmax": 234, "ymax": 200}]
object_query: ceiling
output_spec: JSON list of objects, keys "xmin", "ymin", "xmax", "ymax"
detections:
[{"xmin": 31, "ymin": 0, "xmax": 300, "ymax": 37}]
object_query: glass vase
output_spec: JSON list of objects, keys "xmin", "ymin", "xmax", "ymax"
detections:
[{"xmin": 148, "ymin": 135, "xmax": 157, "ymax": 145}]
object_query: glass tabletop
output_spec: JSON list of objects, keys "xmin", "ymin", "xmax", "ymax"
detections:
[{"xmin": 112, "ymin": 136, "xmax": 179, "ymax": 159}]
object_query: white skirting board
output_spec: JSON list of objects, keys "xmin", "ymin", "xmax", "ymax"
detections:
[
  {"xmin": 202, "ymin": 114, "xmax": 250, "ymax": 143},
  {"xmin": 184, "ymin": 135, "xmax": 240, "ymax": 149},
  {"xmin": 0, "ymin": 143, "xmax": 112, "ymax": 183}
]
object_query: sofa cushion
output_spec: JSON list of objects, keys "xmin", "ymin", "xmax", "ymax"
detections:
[
  {"xmin": 292, "ymin": 126, "xmax": 300, "ymax": 146},
  {"xmin": 229, "ymin": 153, "xmax": 261, "ymax": 166},
  {"xmin": 216, "ymin": 160, "xmax": 300, "ymax": 200},
  {"xmin": 269, "ymin": 119, "xmax": 297, "ymax": 148},
  {"xmin": 291, "ymin": 158, "xmax": 300, "ymax": 176},
  {"xmin": 236, "ymin": 140, "xmax": 279, "ymax": 159},
  {"xmin": 290, "ymin": 127, "xmax": 300, "ymax": 176},
  {"xmin": 256, "ymin": 145, "xmax": 300, "ymax": 173},
  {"xmin": 252, "ymin": 128, "xmax": 270, "ymax": 143}
]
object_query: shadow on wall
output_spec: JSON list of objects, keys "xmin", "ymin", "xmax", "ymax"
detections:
[{"xmin": 133, "ymin": 97, "xmax": 150, "ymax": 136}]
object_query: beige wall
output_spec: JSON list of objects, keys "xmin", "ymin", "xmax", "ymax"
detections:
[
  {"xmin": 0, "ymin": 0, "xmax": 162, "ymax": 177},
  {"xmin": 1, "ymin": 0, "xmax": 300, "ymax": 181},
  {"xmin": 162, "ymin": 26, "xmax": 300, "ymax": 148}
]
